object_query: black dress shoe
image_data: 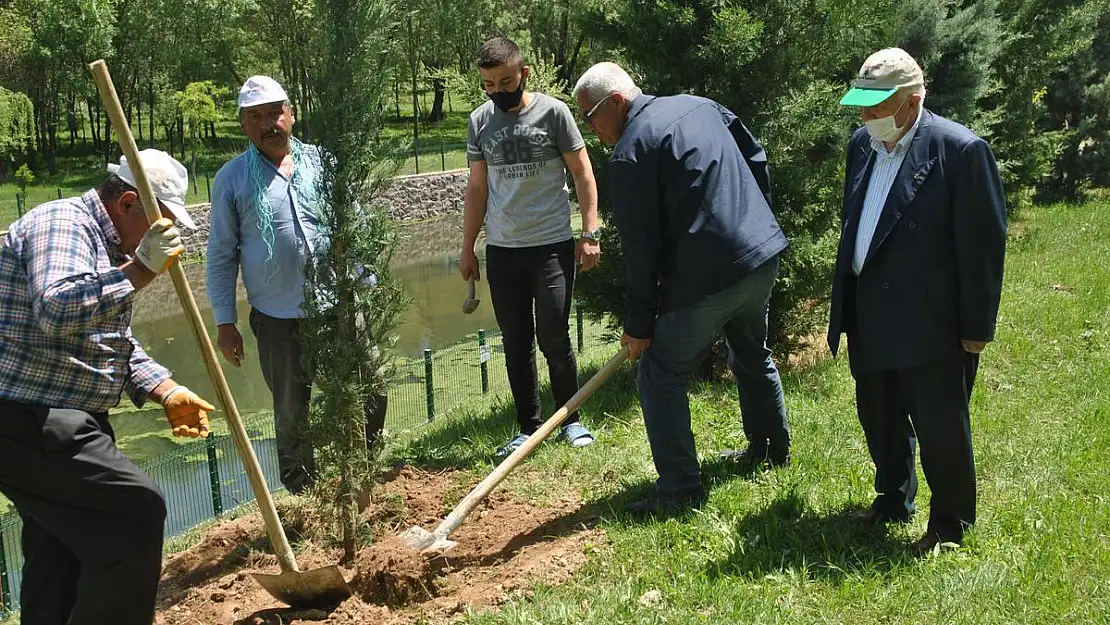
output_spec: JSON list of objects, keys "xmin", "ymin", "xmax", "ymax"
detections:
[
  {"xmin": 912, "ymin": 532, "xmax": 961, "ymax": 555},
  {"xmin": 720, "ymin": 444, "xmax": 791, "ymax": 469},
  {"xmin": 849, "ymin": 507, "xmax": 912, "ymax": 526},
  {"xmin": 625, "ymin": 487, "xmax": 707, "ymax": 517}
]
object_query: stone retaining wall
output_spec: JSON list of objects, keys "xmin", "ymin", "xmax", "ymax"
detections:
[{"xmin": 180, "ymin": 168, "xmax": 469, "ymax": 256}]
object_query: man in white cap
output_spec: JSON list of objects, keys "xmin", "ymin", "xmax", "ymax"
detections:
[
  {"xmin": 207, "ymin": 75, "xmax": 387, "ymax": 494},
  {"xmin": 828, "ymin": 48, "xmax": 1007, "ymax": 553},
  {"xmin": 0, "ymin": 149, "xmax": 216, "ymax": 624}
]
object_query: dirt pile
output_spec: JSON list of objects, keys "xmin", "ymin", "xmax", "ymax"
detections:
[{"xmin": 157, "ymin": 466, "xmax": 603, "ymax": 625}]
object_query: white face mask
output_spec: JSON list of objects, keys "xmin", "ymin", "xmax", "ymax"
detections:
[{"xmin": 864, "ymin": 95, "xmax": 911, "ymax": 143}]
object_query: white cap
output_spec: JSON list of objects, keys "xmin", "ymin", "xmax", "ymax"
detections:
[
  {"xmin": 107, "ymin": 149, "xmax": 195, "ymax": 230},
  {"xmin": 238, "ymin": 75, "xmax": 289, "ymax": 109}
]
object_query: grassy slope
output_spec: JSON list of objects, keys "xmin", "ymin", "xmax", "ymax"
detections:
[{"xmin": 390, "ymin": 199, "xmax": 1110, "ymax": 624}]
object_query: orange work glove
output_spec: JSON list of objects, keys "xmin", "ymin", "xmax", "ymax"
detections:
[{"xmin": 161, "ymin": 385, "xmax": 214, "ymax": 438}]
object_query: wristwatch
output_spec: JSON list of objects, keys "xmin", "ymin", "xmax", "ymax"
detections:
[{"xmin": 581, "ymin": 229, "xmax": 602, "ymax": 241}]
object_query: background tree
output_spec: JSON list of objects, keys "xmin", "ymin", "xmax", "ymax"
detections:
[
  {"xmin": 984, "ymin": 0, "xmax": 1106, "ymax": 203},
  {"xmin": 177, "ymin": 80, "xmax": 231, "ymax": 187},
  {"xmin": 1042, "ymin": 1, "xmax": 1110, "ymax": 199},
  {"xmin": 10, "ymin": 0, "xmax": 115, "ymax": 173},
  {"xmin": 0, "ymin": 87, "xmax": 35, "ymax": 176}
]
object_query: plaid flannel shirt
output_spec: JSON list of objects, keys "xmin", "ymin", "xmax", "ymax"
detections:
[{"xmin": 0, "ymin": 190, "xmax": 171, "ymax": 413}]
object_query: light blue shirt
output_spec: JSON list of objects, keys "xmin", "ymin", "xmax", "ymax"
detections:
[
  {"xmin": 853, "ymin": 106, "xmax": 924, "ymax": 276},
  {"xmin": 207, "ymin": 139, "xmax": 326, "ymax": 325}
]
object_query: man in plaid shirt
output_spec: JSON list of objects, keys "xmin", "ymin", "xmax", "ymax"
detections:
[{"xmin": 0, "ymin": 150, "xmax": 216, "ymax": 625}]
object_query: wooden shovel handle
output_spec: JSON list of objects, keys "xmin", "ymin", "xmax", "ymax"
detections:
[
  {"xmin": 88, "ymin": 60, "xmax": 300, "ymax": 574},
  {"xmin": 433, "ymin": 346, "xmax": 629, "ymax": 538}
]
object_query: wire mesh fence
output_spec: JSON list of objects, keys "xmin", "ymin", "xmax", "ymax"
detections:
[{"xmin": 0, "ymin": 305, "xmax": 617, "ymax": 615}]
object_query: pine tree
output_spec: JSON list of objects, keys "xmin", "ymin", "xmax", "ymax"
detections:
[{"xmin": 301, "ymin": 0, "xmax": 408, "ymax": 562}]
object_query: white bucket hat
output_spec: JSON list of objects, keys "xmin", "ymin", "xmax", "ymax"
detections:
[{"xmin": 107, "ymin": 149, "xmax": 195, "ymax": 230}]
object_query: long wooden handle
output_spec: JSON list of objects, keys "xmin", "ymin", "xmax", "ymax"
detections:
[
  {"xmin": 88, "ymin": 60, "xmax": 300, "ymax": 574},
  {"xmin": 433, "ymin": 346, "xmax": 629, "ymax": 538}
]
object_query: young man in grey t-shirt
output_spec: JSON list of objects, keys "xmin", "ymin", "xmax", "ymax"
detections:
[{"xmin": 459, "ymin": 37, "xmax": 602, "ymax": 458}]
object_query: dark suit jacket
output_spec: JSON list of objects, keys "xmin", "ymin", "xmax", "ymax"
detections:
[
  {"xmin": 609, "ymin": 94, "xmax": 788, "ymax": 338},
  {"xmin": 827, "ymin": 110, "xmax": 1007, "ymax": 373}
]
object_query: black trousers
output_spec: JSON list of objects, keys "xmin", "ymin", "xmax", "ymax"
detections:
[
  {"xmin": 249, "ymin": 309, "xmax": 388, "ymax": 495},
  {"xmin": 485, "ymin": 239, "xmax": 580, "ymax": 434},
  {"xmin": 0, "ymin": 401, "xmax": 166, "ymax": 625},
  {"xmin": 853, "ymin": 352, "xmax": 979, "ymax": 541}
]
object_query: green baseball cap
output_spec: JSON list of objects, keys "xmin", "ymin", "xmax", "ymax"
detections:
[{"xmin": 840, "ymin": 47, "xmax": 924, "ymax": 107}]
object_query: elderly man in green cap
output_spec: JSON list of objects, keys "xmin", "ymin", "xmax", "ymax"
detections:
[{"xmin": 828, "ymin": 48, "xmax": 1007, "ymax": 554}]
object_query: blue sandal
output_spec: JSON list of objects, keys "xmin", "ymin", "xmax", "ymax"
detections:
[
  {"xmin": 496, "ymin": 433, "xmax": 531, "ymax": 459},
  {"xmin": 561, "ymin": 423, "xmax": 596, "ymax": 448}
]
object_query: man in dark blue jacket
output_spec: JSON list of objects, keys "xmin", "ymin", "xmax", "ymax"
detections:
[
  {"xmin": 574, "ymin": 62, "xmax": 791, "ymax": 514},
  {"xmin": 830, "ymin": 48, "xmax": 1007, "ymax": 553}
]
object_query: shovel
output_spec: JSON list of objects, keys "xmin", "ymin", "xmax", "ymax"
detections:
[
  {"xmin": 461, "ymin": 276, "xmax": 480, "ymax": 314},
  {"xmin": 402, "ymin": 346, "xmax": 629, "ymax": 552},
  {"xmin": 89, "ymin": 60, "xmax": 352, "ymax": 609}
]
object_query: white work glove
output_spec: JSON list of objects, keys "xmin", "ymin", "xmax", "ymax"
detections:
[{"xmin": 136, "ymin": 218, "xmax": 185, "ymax": 274}]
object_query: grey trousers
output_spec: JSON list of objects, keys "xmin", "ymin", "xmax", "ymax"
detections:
[
  {"xmin": 638, "ymin": 257, "xmax": 790, "ymax": 495},
  {"xmin": 249, "ymin": 308, "xmax": 387, "ymax": 494}
]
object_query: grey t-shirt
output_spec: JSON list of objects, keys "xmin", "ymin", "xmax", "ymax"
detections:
[{"xmin": 467, "ymin": 93, "xmax": 585, "ymax": 248}]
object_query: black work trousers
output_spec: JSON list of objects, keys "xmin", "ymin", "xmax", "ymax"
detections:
[{"xmin": 0, "ymin": 401, "xmax": 167, "ymax": 625}]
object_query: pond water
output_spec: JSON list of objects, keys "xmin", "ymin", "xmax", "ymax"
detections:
[{"xmin": 130, "ymin": 214, "xmax": 496, "ymax": 413}]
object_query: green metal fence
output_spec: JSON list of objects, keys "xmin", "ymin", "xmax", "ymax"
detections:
[{"xmin": 0, "ymin": 306, "xmax": 616, "ymax": 616}]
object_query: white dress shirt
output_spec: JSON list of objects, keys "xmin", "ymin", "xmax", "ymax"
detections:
[{"xmin": 853, "ymin": 105, "xmax": 925, "ymax": 276}]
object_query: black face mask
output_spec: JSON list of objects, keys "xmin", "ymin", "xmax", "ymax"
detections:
[{"xmin": 489, "ymin": 76, "xmax": 526, "ymax": 112}]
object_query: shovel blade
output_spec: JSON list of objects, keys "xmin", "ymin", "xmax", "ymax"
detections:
[
  {"xmin": 252, "ymin": 565, "xmax": 352, "ymax": 609},
  {"xmin": 400, "ymin": 525, "xmax": 458, "ymax": 553}
]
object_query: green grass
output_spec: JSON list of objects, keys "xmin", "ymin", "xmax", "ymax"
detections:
[{"xmin": 385, "ymin": 199, "xmax": 1110, "ymax": 624}]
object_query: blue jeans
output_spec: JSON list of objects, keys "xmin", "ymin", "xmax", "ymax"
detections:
[{"xmin": 638, "ymin": 256, "xmax": 790, "ymax": 495}]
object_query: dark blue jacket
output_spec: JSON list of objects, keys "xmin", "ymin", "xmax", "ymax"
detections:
[
  {"xmin": 828, "ymin": 110, "xmax": 1007, "ymax": 372},
  {"xmin": 609, "ymin": 94, "xmax": 788, "ymax": 338}
]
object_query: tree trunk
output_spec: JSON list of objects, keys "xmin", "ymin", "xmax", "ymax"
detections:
[
  {"xmin": 299, "ymin": 60, "xmax": 312, "ymax": 141},
  {"xmin": 32, "ymin": 93, "xmax": 45, "ymax": 165},
  {"xmin": 103, "ymin": 105, "xmax": 112, "ymax": 163},
  {"xmin": 428, "ymin": 77, "xmax": 447, "ymax": 122},
  {"xmin": 408, "ymin": 17, "xmax": 420, "ymax": 152},
  {"xmin": 555, "ymin": 6, "xmax": 570, "ymax": 68},
  {"xmin": 137, "ymin": 99, "xmax": 144, "ymax": 142},
  {"xmin": 67, "ymin": 94, "xmax": 77, "ymax": 150},
  {"xmin": 86, "ymin": 99, "xmax": 100, "ymax": 149},
  {"xmin": 191, "ymin": 142, "xmax": 198, "ymax": 195},
  {"xmin": 177, "ymin": 116, "xmax": 186, "ymax": 160},
  {"xmin": 148, "ymin": 82, "xmax": 155, "ymax": 149},
  {"xmin": 43, "ymin": 89, "xmax": 57, "ymax": 174},
  {"xmin": 126, "ymin": 100, "xmax": 134, "ymax": 145},
  {"xmin": 566, "ymin": 32, "xmax": 587, "ymax": 86}
]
